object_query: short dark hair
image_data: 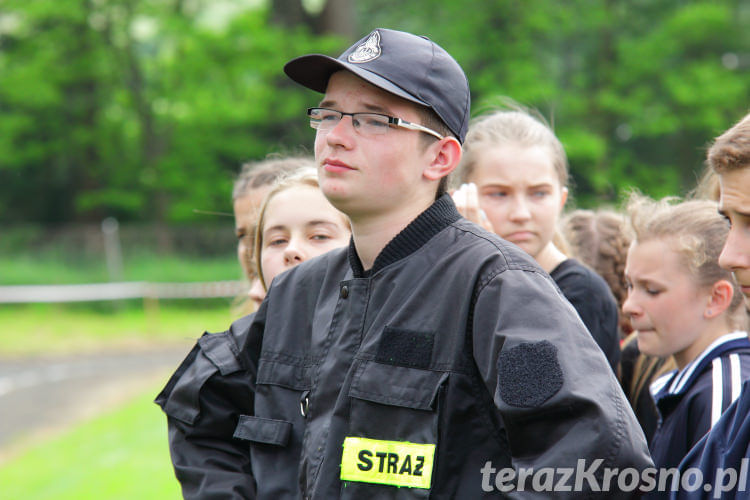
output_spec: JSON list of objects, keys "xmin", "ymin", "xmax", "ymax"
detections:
[{"xmin": 415, "ymin": 105, "xmax": 455, "ymax": 199}]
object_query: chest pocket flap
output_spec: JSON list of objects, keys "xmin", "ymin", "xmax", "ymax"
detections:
[{"xmin": 349, "ymin": 360, "xmax": 447, "ymax": 410}]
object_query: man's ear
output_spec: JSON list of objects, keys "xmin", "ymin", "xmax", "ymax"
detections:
[
  {"xmin": 705, "ymin": 279, "xmax": 734, "ymax": 319},
  {"xmin": 423, "ymin": 137, "xmax": 462, "ymax": 182}
]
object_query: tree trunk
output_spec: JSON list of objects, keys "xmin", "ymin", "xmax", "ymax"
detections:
[
  {"xmin": 270, "ymin": 0, "xmax": 310, "ymax": 28},
  {"xmin": 315, "ymin": 0, "xmax": 356, "ymax": 41}
]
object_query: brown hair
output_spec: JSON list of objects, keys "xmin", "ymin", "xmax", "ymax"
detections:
[
  {"xmin": 253, "ymin": 167, "xmax": 350, "ymax": 291},
  {"xmin": 562, "ymin": 209, "xmax": 631, "ymax": 315},
  {"xmin": 626, "ymin": 193, "xmax": 745, "ymax": 329},
  {"xmin": 707, "ymin": 112, "xmax": 750, "ymax": 174}
]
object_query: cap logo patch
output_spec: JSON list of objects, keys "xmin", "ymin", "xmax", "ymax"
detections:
[{"xmin": 348, "ymin": 31, "xmax": 381, "ymax": 63}]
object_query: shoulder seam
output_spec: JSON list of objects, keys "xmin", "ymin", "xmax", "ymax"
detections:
[{"xmin": 450, "ymin": 222, "xmax": 542, "ymax": 275}]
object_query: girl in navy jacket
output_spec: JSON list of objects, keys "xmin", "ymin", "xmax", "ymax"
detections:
[{"xmin": 622, "ymin": 195, "xmax": 750, "ymax": 474}]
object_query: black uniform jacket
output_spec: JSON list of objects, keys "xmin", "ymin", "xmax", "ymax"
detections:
[{"xmin": 157, "ymin": 195, "xmax": 652, "ymax": 499}]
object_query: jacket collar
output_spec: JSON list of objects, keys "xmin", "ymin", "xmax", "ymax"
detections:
[
  {"xmin": 652, "ymin": 331, "xmax": 750, "ymax": 401},
  {"xmin": 348, "ymin": 194, "xmax": 461, "ymax": 278}
]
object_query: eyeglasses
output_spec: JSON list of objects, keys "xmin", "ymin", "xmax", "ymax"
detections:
[{"xmin": 307, "ymin": 107, "xmax": 444, "ymax": 140}]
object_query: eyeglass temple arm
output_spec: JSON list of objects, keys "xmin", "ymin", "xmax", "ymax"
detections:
[{"xmin": 393, "ymin": 118, "xmax": 444, "ymax": 140}]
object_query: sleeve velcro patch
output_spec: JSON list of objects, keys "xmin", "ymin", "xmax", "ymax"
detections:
[{"xmin": 496, "ymin": 340, "xmax": 563, "ymax": 408}]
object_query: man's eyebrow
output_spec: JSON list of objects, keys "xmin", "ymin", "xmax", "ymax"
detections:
[
  {"xmin": 361, "ymin": 103, "xmax": 392, "ymax": 114},
  {"xmin": 315, "ymin": 100, "xmax": 393, "ymax": 115}
]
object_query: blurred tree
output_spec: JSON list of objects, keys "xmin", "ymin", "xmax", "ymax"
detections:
[
  {"xmin": 0, "ymin": 0, "xmax": 341, "ymax": 224},
  {"xmin": 271, "ymin": 0, "xmax": 310, "ymax": 28},
  {"xmin": 357, "ymin": 0, "xmax": 750, "ymax": 206},
  {"xmin": 0, "ymin": 0, "xmax": 747, "ymax": 223},
  {"xmin": 0, "ymin": 0, "xmax": 111, "ymax": 222},
  {"xmin": 270, "ymin": 0, "xmax": 355, "ymax": 40}
]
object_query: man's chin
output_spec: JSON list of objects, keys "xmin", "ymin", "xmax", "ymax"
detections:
[
  {"xmin": 320, "ymin": 186, "xmax": 355, "ymax": 212},
  {"xmin": 319, "ymin": 179, "xmax": 349, "ymax": 198}
]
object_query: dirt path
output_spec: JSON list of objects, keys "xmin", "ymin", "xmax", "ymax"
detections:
[{"xmin": 0, "ymin": 344, "xmax": 192, "ymax": 463}]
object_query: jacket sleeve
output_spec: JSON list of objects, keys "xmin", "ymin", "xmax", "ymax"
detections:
[
  {"xmin": 155, "ymin": 313, "xmax": 260, "ymax": 499},
  {"xmin": 471, "ymin": 266, "xmax": 653, "ymax": 498}
]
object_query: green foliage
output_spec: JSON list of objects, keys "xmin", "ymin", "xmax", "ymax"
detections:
[
  {"xmin": 358, "ymin": 0, "xmax": 750, "ymax": 206},
  {"xmin": 0, "ymin": 0, "xmax": 341, "ymax": 223},
  {"xmin": 1, "ymin": 0, "xmax": 748, "ymax": 220}
]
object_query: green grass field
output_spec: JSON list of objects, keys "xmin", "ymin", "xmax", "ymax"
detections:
[
  {"xmin": 0, "ymin": 253, "xmax": 240, "ymax": 285},
  {"xmin": 0, "ymin": 302, "xmax": 241, "ymax": 498},
  {"xmin": 0, "ymin": 248, "xmax": 247, "ymax": 497},
  {"xmin": 0, "ymin": 390, "xmax": 183, "ymax": 500},
  {"xmin": 0, "ymin": 301, "xmax": 240, "ymax": 355}
]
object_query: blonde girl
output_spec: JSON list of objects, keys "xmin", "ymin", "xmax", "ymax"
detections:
[
  {"xmin": 253, "ymin": 167, "xmax": 351, "ymax": 293},
  {"xmin": 623, "ymin": 194, "xmax": 750, "ymax": 470},
  {"xmin": 455, "ymin": 104, "xmax": 620, "ymax": 370},
  {"xmin": 562, "ymin": 208, "xmax": 676, "ymax": 442}
]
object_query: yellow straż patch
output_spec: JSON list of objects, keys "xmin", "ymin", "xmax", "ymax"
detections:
[{"xmin": 340, "ymin": 436, "xmax": 435, "ymax": 489}]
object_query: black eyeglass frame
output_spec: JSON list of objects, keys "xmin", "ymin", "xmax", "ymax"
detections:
[{"xmin": 307, "ymin": 107, "xmax": 445, "ymax": 140}]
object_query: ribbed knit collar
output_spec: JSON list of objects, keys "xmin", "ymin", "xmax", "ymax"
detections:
[{"xmin": 347, "ymin": 194, "xmax": 460, "ymax": 278}]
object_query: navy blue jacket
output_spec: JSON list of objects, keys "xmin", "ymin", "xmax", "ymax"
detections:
[
  {"xmin": 673, "ymin": 378, "xmax": 750, "ymax": 499},
  {"xmin": 649, "ymin": 332, "xmax": 750, "ymax": 473}
]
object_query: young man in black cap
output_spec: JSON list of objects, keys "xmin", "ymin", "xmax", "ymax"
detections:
[{"xmin": 158, "ymin": 28, "xmax": 652, "ymax": 498}]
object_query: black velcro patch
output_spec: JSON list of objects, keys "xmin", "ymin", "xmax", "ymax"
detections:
[
  {"xmin": 375, "ymin": 326, "xmax": 434, "ymax": 369},
  {"xmin": 496, "ymin": 340, "xmax": 563, "ymax": 408}
]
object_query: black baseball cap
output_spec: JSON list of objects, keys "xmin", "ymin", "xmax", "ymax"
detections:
[{"xmin": 284, "ymin": 28, "xmax": 471, "ymax": 143}]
